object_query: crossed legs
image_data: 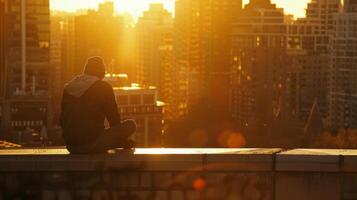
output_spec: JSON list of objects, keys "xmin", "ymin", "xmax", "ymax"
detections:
[{"xmin": 68, "ymin": 120, "xmax": 137, "ymax": 154}]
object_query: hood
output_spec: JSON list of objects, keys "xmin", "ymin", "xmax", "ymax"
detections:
[{"xmin": 64, "ymin": 75, "xmax": 99, "ymax": 98}]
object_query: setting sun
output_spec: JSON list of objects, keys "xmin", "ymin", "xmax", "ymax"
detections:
[
  {"xmin": 50, "ymin": 0, "xmax": 175, "ymax": 19},
  {"xmin": 50, "ymin": 0, "xmax": 309, "ymax": 19}
]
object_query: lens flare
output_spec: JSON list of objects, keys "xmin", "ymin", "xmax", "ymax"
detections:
[
  {"xmin": 227, "ymin": 133, "xmax": 246, "ymax": 148},
  {"xmin": 218, "ymin": 130, "xmax": 246, "ymax": 148},
  {"xmin": 193, "ymin": 178, "xmax": 206, "ymax": 191}
]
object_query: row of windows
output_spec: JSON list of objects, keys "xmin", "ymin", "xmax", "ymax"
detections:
[
  {"xmin": 119, "ymin": 106, "xmax": 163, "ymax": 114},
  {"xmin": 11, "ymin": 120, "xmax": 44, "ymax": 127},
  {"xmin": 117, "ymin": 94, "xmax": 155, "ymax": 105}
]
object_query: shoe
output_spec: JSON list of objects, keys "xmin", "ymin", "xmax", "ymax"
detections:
[{"xmin": 122, "ymin": 139, "xmax": 136, "ymax": 149}]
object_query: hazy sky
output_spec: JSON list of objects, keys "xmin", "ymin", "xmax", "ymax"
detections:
[{"xmin": 50, "ymin": 0, "xmax": 310, "ymax": 19}]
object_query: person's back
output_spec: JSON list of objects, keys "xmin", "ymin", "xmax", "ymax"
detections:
[{"xmin": 60, "ymin": 57, "xmax": 136, "ymax": 154}]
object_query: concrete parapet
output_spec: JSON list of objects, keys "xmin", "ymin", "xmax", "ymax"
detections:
[{"xmin": 0, "ymin": 148, "xmax": 356, "ymax": 200}]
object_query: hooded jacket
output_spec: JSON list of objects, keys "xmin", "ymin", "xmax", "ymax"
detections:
[{"xmin": 60, "ymin": 75, "xmax": 120, "ymax": 146}]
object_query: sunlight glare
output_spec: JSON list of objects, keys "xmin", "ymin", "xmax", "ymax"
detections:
[
  {"xmin": 50, "ymin": 0, "xmax": 175, "ymax": 19},
  {"xmin": 51, "ymin": 0, "xmax": 309, "ymax": 19}
]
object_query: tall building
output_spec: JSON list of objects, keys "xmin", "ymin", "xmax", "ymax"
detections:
[
  {"xmin": 50, "ymin": 15, "xmax": 64, "ymax": 123},
  {"xmin": 135, "ymin": 4, "xmax": 173, "ymax": 102},
  {"xmin": 50, "ymin": 11, "xmax": 76, "ymax": 90},
  {"xmin": 345, "ymin": 0, "xmax": 357, "ymax": 12},
  {"xmin": 120, "ymin": 14, "xmax": 136, "ymax": 82},
  {"xmin": 328, "ymin": 0, "xmax": 357, "ymax": 131},
  {"xmin": 174, "ymin": 0, "xmax": 242, "ymax": 118},
  {"xmin": 286, "ymin": 0, "xmax": 342, "ymax": 123},
  {"xmin": 0, "ymin": 0, "xmax": 5, "ymax": 97},
  {"xmin": 50, "ymin": 12, "xmax": 77, "ymax": 125},
  {"xmin": 0, "ymin": 0, "xmax": 5, "ymax": 132},
  {"xmin": 74, "ymin": 2, "xmax": 123, "ymax": 76},
  {"xmin": 293, "ymin": 0, "xmax": 341, "ymax": 54},
  {"xmin": 1, "ymin": 0, "xmax": 51, "ymax": 140},
  {"xmin": 286, "ymin": 55, "xmax": 329, "ymax": 121},
  {"xmin": 59, "ymin": 13, "xmax": 75, "ymax": 85},
  {"xmin": 231, "ymin": 0, "xmax": 288, "ymax": 134}
]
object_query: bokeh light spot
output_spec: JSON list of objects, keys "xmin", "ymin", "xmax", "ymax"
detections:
[
  {"xmin": 218, "ymin": 130, "xmax": 246, "ymax": 148},
  {"xmin": 193, "ymin": 178, "xmax": 206, "ymax": 191},
  {"xmin": 227, "ymin": 133, "xmax": 246, "ymax": 148}
]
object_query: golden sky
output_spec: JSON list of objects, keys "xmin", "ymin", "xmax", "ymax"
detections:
[{"xmin": 50, "ymin": 0, "xmax": 309, "ymax": 19}]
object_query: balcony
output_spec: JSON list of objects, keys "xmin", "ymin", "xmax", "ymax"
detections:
[{"xmin": 0, "ymin": 148, "xmax": 356, "ymax": 200}]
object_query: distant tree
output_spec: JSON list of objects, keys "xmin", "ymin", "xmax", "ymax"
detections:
[{"xmin": 310, "ymin": 129, "xmax": 357, "ymax": 149}]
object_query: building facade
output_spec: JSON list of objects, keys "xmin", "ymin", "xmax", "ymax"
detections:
[
  {"xmin": 174, "ymin": 0, "xmax": 242, "ymax": 118},
  {"xmin": 0, "ymin": 0, "xmax": 5, "ymax": 133},
  {"xmin": 74, "ymin": 2, "xmax": 123, "ymax": 76},
  {"xmin": 287, "ymin": 55, "xmax": 329, "ymax": 122},
  {"xmin": 1, "ymin": 0, "xmax": 51, "ymax": 140},
  {"xmin": 59, "ymin": 13, "xmax": 75, "ymax": 85},
  {"xmin": 286, "ymin": 0, "xmax": 341, "ymax": 123},
  {"xmin": 49, "ymin": 12, "xmax": 75, "ymax": 126},
  {"xmin": 114, "ymin": 86, "xmax": 164, "ymax": 147},
  {"xmin": 0, "ymin": 0, "xmax": 5, "ymax": 99},
  {"xmin": 135, "ymin": 4, "xmax": 174, "ymax": 120},
  {"xmin": 328, "ymin": 0, "xmax": 357, "ymax": 131},
  {"xmin": 105, "ymin": 75, "xmax": 164, "ymax": 147},
  {"xmin": 135, "ymin": 4, "xmax": 173, "ymax": 87},
  {"xmin": 231, "ymin": 0, "xmax": 287, "ymax": 134},
  {"xmin": 50, "ymin": 15, "xmax": 63, "ymax": 124}
]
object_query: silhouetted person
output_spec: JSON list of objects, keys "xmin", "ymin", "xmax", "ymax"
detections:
[{"xmin": 60, "ymin": 57, "xmax": 136, "ymax": 154}]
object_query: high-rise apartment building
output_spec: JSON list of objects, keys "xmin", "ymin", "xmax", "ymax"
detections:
[
  {"xmin": 287, "ymin": 55, "xmax": 329, "ymax": 121},
  {"xmin": 174, "ymin": 0, "xmax": 242, "ymax": 118},
  {"xmin": 286, "ymin": 0, "xmax": 341, "ymax": 123},
  {"xmin": 0, "ymin": 0, "xmax": 5, "ymax": 98},
  {"xmin": 135, "ymin": 4, "xmax": 173, "ymax": 86},
  {"xmin": 231, "ymin": 0, "xmax": 287, "ymax": 133},
  {"xmin": 50, "ymin": 15, "xmax": 63, "ymax": 114},
  {"xmin": 5, "ymin": 0, "xmax": 50, "ymax": 96},
  {"xmin": 0, "ymin": 0, "xmax": 5, "ymax": 132},
  {"xmin": 328, "ymin": 0, "xmax": 357, "ymax": 131},
  {"xmin": 74, "ymin": 2, "xmax": 123, "ymax": 76},
  {"xmin": 345, "ymin": 0, "xmax": 357, "ymax": 12},
  {"xmin": 287, "ymin": 0, "xmax": 341, "ymax": 54},
  {"xmin": 135, "ymin": 4, "xmax": 175, "ymax": 121},
  {"xmin": 300, "ymin": 0, "xmax": 341, "ymax": 53},
  {"xmin": 59, "ymin": 13, "xmax": 75, "ymax": 85},
  {"xmin": 1, "ymin": 0, "xmax": 51, "ymax": 139},
  {"xmin": 47, "ymin": 11, "xmax": 76, "ymax": 128}
]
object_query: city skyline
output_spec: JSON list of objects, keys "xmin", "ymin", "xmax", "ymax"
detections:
[
  {"xmin": 50, "ymin": 0, "xmax": 309, "ymax": 19},
  {"xmin": 2, "ymin": 0, "xmax": 357, "ymax": 148},
  {"xmin": 2, "ymin": 1, "xmax": 357, "ymax": 198}
]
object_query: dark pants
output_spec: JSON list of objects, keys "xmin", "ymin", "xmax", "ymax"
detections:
[{"xmin": 67, "ymin": 120, "xmax": 137, "ymax": 154}]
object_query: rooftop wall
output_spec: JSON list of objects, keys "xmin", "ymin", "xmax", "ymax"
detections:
[{"xmin": 0, "ymin": 148, "xmax": 356, "ymax": 200}]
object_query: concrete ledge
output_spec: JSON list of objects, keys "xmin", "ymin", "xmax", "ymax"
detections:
[
  {"xmin": 276, "ymin": 149, "xmax": 341, "ymax": 172},
  {"xmin": 1, "ymin": 148, "xmax": 357, "ymax": 200},
  {"xmin": 1, "ymin": 148, "xmax": 357, "ymax": 173},
  {"xmin": 205, "ymin": 148, "xmax": 281, "ymax": 171},
  {"xmin": 0, "ymin": 148, "xmax": 281, "ymax": 172},
  {"xmin": 276, "ymin": 149, "xmax": 357, "ymax": 172}
]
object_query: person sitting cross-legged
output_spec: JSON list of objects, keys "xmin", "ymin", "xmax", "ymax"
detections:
[{"xmin": 60, "ymin": 56, "xmax": 136, "ymax": 154}]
